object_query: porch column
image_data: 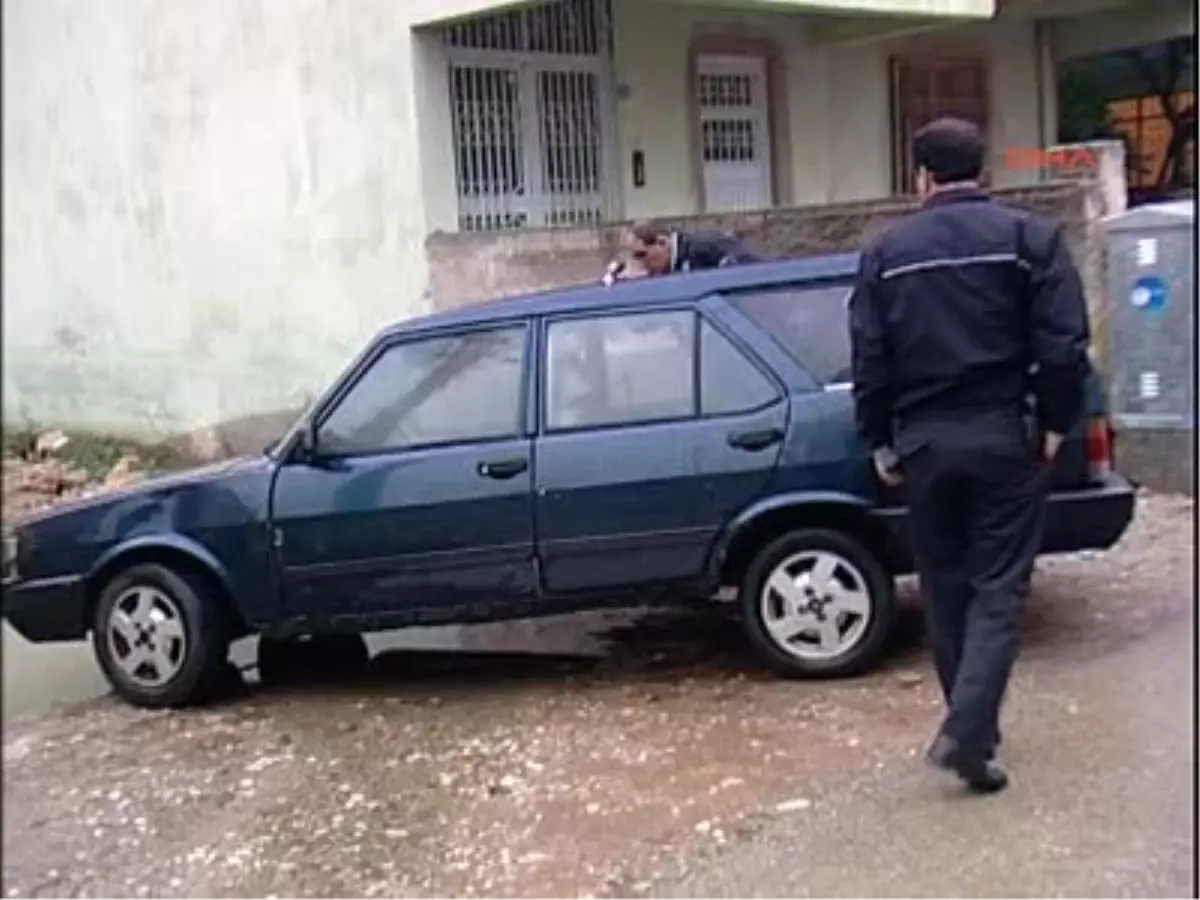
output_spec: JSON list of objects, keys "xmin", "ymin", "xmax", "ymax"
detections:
[
  {"xmin": 410, "ymin": 27, "xmax": 460, "ymax": 235},
  {"xmin": 987, "ymin": 16, "xmax": 1042, "ymax": 187}
]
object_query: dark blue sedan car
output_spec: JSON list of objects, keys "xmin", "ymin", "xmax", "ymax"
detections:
[{"xmin": 3, "ymin": 254, "xmax": 1136, "ymax": 708}]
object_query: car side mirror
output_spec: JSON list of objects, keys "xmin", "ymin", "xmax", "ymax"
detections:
[{"xmin": 296, "ymin": 421, "xmax": 320, "ymax": 461}]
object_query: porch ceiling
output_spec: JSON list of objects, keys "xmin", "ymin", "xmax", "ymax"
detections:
[
  {"xmin": 803, "ymin": 12, "xmax": 973, "ymax": 45},
  {"xmin": 406, "ymin": 0, "xmax": 995, "ymax": 28}
]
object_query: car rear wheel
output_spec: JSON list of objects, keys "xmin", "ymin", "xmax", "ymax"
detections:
[
  {"xmin": 92, "ymin": 563, "xmax": 230, "ymax": 709},
  {"xmin": 257, "ymin": 633, "xmax": 370, "ymax": 686},
  {"xmin": 740, "ymin": 528, "xmax": 895, "ymax": 678}
]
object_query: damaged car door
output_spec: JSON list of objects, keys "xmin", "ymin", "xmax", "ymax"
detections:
[{"xmin": 269, "ymin": 323, "xmax": 537, "ymax": 626}]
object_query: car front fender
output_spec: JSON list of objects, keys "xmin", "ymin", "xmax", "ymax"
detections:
[{"xmin": 87, "ymin": 532, "xmax": 236, "ymax": 602}]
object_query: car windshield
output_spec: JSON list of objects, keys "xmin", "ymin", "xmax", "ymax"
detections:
[{"xmin": 729, "ymin": 282, "xmax": 854, "ymax": 385}]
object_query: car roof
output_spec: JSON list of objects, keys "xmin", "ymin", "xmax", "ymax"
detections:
[{"xmin": 382, "ymin": 252, "xmax": 861, "ymax": 339}]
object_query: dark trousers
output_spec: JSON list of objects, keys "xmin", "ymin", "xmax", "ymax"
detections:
[{"xmin": 898, "ymin": 410, "xmax": 1048, "ymax": 762}]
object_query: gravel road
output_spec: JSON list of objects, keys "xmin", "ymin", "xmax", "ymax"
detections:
[{"xmin": 2, "ymin": 492, "xmax": 1194, "ymax": 898}]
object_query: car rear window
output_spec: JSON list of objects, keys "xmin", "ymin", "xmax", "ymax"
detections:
[{"xmin": 728, "ymin": 282, "xmax": 854, "ymax": 385}]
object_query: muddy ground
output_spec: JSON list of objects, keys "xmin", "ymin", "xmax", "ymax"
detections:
[{"xmin": 1, "ymin": 476, "xmax": 1194, "ymax": 897}]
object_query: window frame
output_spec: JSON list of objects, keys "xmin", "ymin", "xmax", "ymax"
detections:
[
  {"xmin": 311, "ymin": 321, "xmax": 534, "ymax": 460},
  {"xmin": 697, "ymin": 313, "xmax": 784, "ymax": 418},
  {"xmin": 537, "ymin": 303, "xmax": 784, "ymax": 436},
  {"xmin": 722, "ymin": 278, "xmax": 856, "ymax": 390}
]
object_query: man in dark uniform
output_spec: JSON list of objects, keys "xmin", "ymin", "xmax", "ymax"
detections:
[
  {"xmin": 849, "ymin": 118, "xmax": 1091, "ymax": 793},
  {"xmin": 603, "ymin": 220, "xmax": 760, "ymax": 284}
]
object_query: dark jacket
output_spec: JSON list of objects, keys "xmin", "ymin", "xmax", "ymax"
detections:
[
  {"xmin": 670, "ymin": 229, "xmax": 761, "ymax": 272},
  {"xmin": 848, "ymin": 187, "xmax": 1091, "ymax": 452}
]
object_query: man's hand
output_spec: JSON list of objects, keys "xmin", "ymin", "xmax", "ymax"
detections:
[
  {"xmin": 602, "ymin": 260, "xmax": 626, "ymax": 287},
  {"xmin": 873, "ymin": 446, "xmax": 903, "ymax": 487},
  {"xmin": 1041, "ymin": 431, "xmax": 1064, "ymax": 465}
]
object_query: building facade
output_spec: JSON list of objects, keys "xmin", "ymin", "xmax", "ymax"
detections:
[{"xmin": 2, "ymin": 0, "xmax": 1193, "ymax": 442}]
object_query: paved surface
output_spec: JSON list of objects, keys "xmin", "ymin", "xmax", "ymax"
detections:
[
  {"xmin": 654, "ymin": 622, "xmax": 1195, "ymax": 898},
  {"xmin": 2, "ymin": 493, "xmax": 1195, "ymax": 898}
]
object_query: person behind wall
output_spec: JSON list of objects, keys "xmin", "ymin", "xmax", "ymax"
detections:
[
  {"xmin": 848, "ymin": 117, "xmax": 1091, "ymax": 794},
  {"xmin": 602, "ymin": 220, "xmax": 761, "ymax": 285}
]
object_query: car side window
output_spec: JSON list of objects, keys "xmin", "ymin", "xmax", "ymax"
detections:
[
  {"xmin": 699, "ymin": 320, "xmax": 779, "ymax": 415},
  {"xmin": 728, "ymin": 283, "xmax": 854, "ymax": 385},
  {"xmin": 318, "ymin": 326, "xmax": 527, "ymax": 455},
  {"xmin": 546, "ymin": 311, "xmax": 694, "ymax": 430}
]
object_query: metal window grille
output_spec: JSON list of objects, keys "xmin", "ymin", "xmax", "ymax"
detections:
[{"xmin": 445, "ymin": 0, "xmax": 618, "ymax": 232}]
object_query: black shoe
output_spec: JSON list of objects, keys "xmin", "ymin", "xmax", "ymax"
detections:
[
  {"xmin": 961, "ymin": 760, "xmax": 1009, "ymax": 794},
  {"xmin": 986, "ymin": 730, "xmax": 1002, "ymax": 762},
  {"xmin": 925, "ymin": 734, "xmax": 1010, "ymax": 794}
]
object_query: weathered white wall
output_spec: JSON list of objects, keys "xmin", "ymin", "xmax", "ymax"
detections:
[
  {"xmin": 4, "ymin": 0, "xmax": 1109, "ymax": 442},
  {"xmin": 3, "ymin": 0, "xmax": 432, "ymax": 440}
]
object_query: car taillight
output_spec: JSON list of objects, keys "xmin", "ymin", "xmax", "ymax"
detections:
[{"xmin": 1085, "ymin": 416, "xmax": 1113, "ymax": 478}]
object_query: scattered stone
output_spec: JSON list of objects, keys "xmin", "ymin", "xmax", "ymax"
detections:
[
  {"xmin": 34, "ymin": 429, "xmax": 69, "ymax": 456},
  {"xmin": 3, "ymin": 736, "xmax": 37, "ymax": 764},
  {"xmin": 895, "ymin": 671, "xmax": 924, "ymax": 688},
  {"xmin": 775, "ymin": 797, "xmax": 812, "ymax": 813},
  {"xmin": 488, "ymin": 779, "xmax": 513, "ymax": 797},
  {"xmin": 103, "ymin": 454, "xmax": 142, "ymax": 488}
]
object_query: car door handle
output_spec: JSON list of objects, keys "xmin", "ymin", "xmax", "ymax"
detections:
[
  {"xmin": 727, "ymin": 427, "xmax": 784, "ymax": 452},
  {"xmin": 477, "ymin": 457, "xmax": 528, "ymax": 480}
]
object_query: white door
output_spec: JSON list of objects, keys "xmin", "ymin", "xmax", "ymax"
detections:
[{"xmin": 696, "ymin": 55, "xmax": 773, "ymax": 213}]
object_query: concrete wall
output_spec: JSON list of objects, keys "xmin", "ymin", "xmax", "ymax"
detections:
[
  {"xmin": 3, "ymin": 0, "xmax": 434, "ymax": 442},
  {"xmin": 425, "ymin": 180, "xmax": 1101, "ymax": 314}
]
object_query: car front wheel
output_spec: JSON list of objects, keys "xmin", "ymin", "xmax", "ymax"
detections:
[
  {"xmin": 92, "ymin": 562, "xmax": 230, "ymax": 708},
  {"xmin": 740, "ymin": 528, "xmax": 895, "ymax": 678}
]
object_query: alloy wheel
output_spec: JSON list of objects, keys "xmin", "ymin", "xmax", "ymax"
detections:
[
  {"xmin": 105, "ymin": 585, "xmax": 189, "ymax": 688},
  {"xmin": 758, "ymin": 549, "xmax": 873, "ymax": 661}
]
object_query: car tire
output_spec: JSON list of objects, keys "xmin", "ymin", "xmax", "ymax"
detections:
[
  {"xmin": 257, "ymin": 633, "xmax": 370, "ymax": 686},
  {"xmin": 740, "ymin": 528, "xmax": 895, "ymax": 678},
  {"xmin": 92, "ymin": 562, "xmax": 231, "ymax": 709}
]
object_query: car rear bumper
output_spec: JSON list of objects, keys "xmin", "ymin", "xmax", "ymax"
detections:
[
  {"xmin": 2, "ymin": 575, "xmax": 89, "ymax": 643},
  {"xmin": 871, "ymin": 471, "xmax": 1137, "ymax": 573},
  {"xmin": 1040, "ymin": 471, "xmax": 1137, "ymax": 554}
]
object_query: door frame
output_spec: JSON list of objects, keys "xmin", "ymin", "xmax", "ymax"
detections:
[
  {"xmin": 689, "ymin": 39, "xmax": 784, "ymax": 213},
  {"xmin": 529, "ymin": 300, "xmax": 789, "ymax": 597},
  {"xmin": 888, "ymin": 54, "xmax": 991, "ymax": 194}
]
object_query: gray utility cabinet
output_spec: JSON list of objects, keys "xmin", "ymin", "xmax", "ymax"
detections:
[{"xmin": 1103, "ymin": 200, "xmax": 1195, "ymax": 431}]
